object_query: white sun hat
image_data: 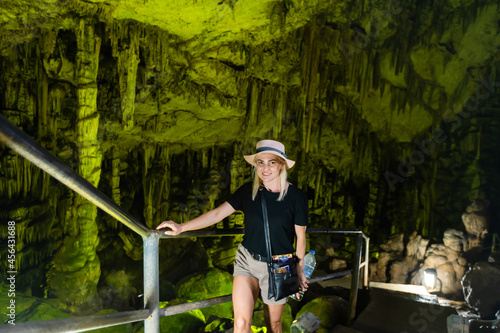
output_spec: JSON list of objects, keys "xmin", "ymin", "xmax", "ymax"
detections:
[{"xmin": 243, "ymin": 140, "xmax": 295, "ymax": 169}]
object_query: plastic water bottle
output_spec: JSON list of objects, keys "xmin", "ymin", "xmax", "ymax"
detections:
[
  {"xmin": 303, "ymin": 250, "xmax": 316, "ymax": 278},
  {"xmin": 291, "ymin": 250, "xmax": 316, "ymax": 301}
]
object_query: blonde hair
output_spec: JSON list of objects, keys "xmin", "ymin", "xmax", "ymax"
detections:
[{"xmin": 251, "ymin": 155, "xmax": 289, "ymax": 201}]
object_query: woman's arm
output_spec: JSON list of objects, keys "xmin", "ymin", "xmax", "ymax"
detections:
[
  {"xmin": 156, "ymin": 201, "xmax": 235, "ymax": 236},
  {"xmin": 295, "ymin": 225, "xmax": 308, "ymax": 294}
]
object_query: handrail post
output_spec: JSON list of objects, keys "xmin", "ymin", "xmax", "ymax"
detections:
[
  {"xmin": 348, "ymin": 233, "xmax": 363, "ymax": 326},
  {"xmin": 364, "ymin": 237, "xmax": 370, "ymax": 287},
  {"xmin": 143, "ymin": 232, "xmax": 160, "ymax": 333}
]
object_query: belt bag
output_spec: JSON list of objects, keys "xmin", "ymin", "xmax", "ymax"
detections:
[{"xmin": 260, "ymin": 189, "xmax": 299, "ymax": 301}]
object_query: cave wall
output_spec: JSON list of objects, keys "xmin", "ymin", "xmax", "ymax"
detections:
[{"xmin": 0, "ymin": 0, "xmax": 499, "ymax": 307}]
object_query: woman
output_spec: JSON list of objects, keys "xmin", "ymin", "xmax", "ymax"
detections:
[{"xmin": 157, "ymin": 140, "xmax": 309, "ymax": 333}]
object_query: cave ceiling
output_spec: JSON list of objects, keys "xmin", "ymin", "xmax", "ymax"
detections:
[{"xmin": 2, "ymin": 0, "xmax": 498, "ymax": 157}]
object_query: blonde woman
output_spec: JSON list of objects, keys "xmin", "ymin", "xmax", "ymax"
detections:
[{"xmin": 157, "ymin": 140, "xmax": 309, "ymax": 333}]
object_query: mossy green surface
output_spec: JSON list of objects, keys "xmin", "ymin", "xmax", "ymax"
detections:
[
  {"xmin": 176, "ymin": 268, "xmax": 234, "ymax": 319},
  {"xmin": 0, "ymin": 290, "xmax": 70, "ymax": 324},
  {"xmin": 295, "ymin": 296, "xmax": 348, "ymax": 332},
  {"xmin": 154, "ymin": 300, "xmax": 206, "ymax": 333},
  {"xmin": 252, "ymin": 300, "xmax": 294, "ymax": 333}
]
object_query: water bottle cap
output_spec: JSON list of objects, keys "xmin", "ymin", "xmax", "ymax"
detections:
[{"xmin": 310, "ymin": 250, "xmax": 315, "ymax": 254}]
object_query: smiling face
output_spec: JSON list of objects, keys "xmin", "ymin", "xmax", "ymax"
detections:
[{"xmin": 255, "ymin": 153, "xmax": 284, "ymax": 184}]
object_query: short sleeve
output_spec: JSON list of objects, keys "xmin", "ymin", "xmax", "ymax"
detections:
[
  {"xmin": 292, "ymin": 186, "xmax": 309, "ymax": 226},
  {"xmin": 227, "ymin": 182, "xmax": 252, "ymax": 211}
]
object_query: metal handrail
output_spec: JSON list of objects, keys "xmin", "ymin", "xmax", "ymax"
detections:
[
  {"xmin": 0, "ymin": 310, "xmax": 151, "ymax": 333},
  {"xmin": 0, "ymin": 270, "xmax": 356, "ymax": 333},
  {"xmin": 0, "ymin": 113, "xmax": 150, "ymax": 237},
  {"xmin": 0, "ymin": 114, "xmax": 370, "ymax": 332}
]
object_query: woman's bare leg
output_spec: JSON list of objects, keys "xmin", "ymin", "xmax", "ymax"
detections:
[
  {"xmin": 264, "ymin": 303, "xmax": 286, "ymax": 333},
  {"xmin": 233, "ymin": 275, "xmax": 260, "ymax": 333}
]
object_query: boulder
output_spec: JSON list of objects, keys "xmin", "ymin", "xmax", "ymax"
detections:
[
  {"xmin": 488, "ymin": 252, "xmax": 500, "ymax": 268},
  {"xmin": 176, "ymin": 268, "xmax": 233, "ymax": 319},
  {"xmin": 410, "ymin": 241, "xmax": 467, "ymax": 296},
  {"xmin": 0, "ymin": 287, "xmax": 37, "ymax": 317},
  {"xmin": 252, "ymin": 300, "xmax": 294, "ymax": 333},
  {"xmin": 369, "ymin": 262, "xmax": 378, "ymax": 282},
  {"xmin": 462, "ymin": 262, "xmax": 500, "ymax": 319},
  {"xmin": 329, "ymin": 259, "xmax": 347, "ymax": 271},
  {"xmin": 435, "ymin": 262, "xmax": 461, "ymax": 295},
  {"xmin": 100, "ymin": 270, "xmax": 137, "ymax": 310},
  {"xmin": 462, "ymin": 199, "xmax": 490, "ymax": 252},
  {"xmin": 380, "ymin": 233, "xmax": 405, "ymax": 253},
  {"xmin": 373, "ymin": 251, "xmax": 401, "ymax": 282},
  {"xmin": 295, "ymin": 296, "xmax": 348, "ymax": 332},
  {"xmin": 373, "ymin": 232, "xmax": 428, "ymax": 283},
  {"xmin": 390, "ymin": 256, "xmax": 418, "ymax": 284},
  {"xmin": 462, "ymin": 211, "xmax": 488, "ymax": 239},
  {"xmin": 153, "ymin": 301, "xmax": 206, "ymax": 333},
  {"xmin": 463, "ymin": 199, "xmax": 489, "ymax": 234},
  {"xmin": 203, "ymin": 317, "xmax": 234, "ymax": 332},
  {"xmin": 15, "ymin": 299, "xmax": 70, "ymax": 322},
  {"xmin": 443, "ymin": 229, "xmax": 467, "ymax": 253},
  {"xmin": 92, "ymin": 309, "xmax": 134, "ymax": 333}
]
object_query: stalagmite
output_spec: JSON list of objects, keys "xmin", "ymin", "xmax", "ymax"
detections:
[{"xmin": 47, "ymin": 18, "xmax": 102, "ymax": 306}]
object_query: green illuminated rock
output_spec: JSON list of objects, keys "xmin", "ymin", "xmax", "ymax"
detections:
[
  {"xmin": 154, "ymin": 300, "xmax": 206, "ymax": 333},
  {"xmin": 295, "ymin": 296, "xmax": 348, "ymax": 332},
  {"xmin": 176, "ymin": 268, "xmax": 233, "ymax": 319}
]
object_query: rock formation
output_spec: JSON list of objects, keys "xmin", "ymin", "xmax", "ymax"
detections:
[
  {"xmin": 462, "ymin": 261, "xmax": 500, "ymax": 320},
  {"xmin": 371, "ymin": 233, "xmax": 404, "ymax": 283},
  {"xmin": 462, "ymin": 199, "xmax": 490, "ymax": 255},
  {"xmin": 410, "ymin": 229, "xmax": 468, "ymax": 296},
  {"xmin": 369, "ymin": 198, "xmax": 492, "ymax": 299},
  {"xmin": 370, "ymin": 232, "xmax": 428, "ymax": 284},
  {"xmin": 0, "ymin": 0, "xmax": 499, "ymax": 319}
]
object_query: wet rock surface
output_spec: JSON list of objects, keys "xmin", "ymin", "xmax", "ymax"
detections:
[{"xmin": 462, "ymin": 262, "xmax": 500, "ymax": 320}]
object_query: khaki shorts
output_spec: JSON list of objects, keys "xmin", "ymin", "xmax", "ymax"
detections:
[{"xmin": 233, "ymin": 243, "xmax": 288, "ymax": 305}]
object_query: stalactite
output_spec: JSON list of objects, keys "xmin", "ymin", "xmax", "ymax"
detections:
[
  {"xmin": 372, "ymin": 52, "xmax": 380, "ymax": 91},
  {"xmin": 305, "ymin": 36, "xmax": 320, "ymax": 153},
  {"xmin": 48, "ymin": 86, "xmax": 64, "ymax": 147},
  {"xmin": 111, "ymin": 147, "xmax": 121, "ymax": 219},
  {"xmin": 273, "ymin": 85, "xmax": 285, "ymax": 139},
  {"xmin": 36, "ymin": 52, "xmax": 49, "ymax": 139},
  {"xmin": 116, "ymin": 21, "xmax": 140, "ymax": 130},
  {"xmin": 142, "ymin": 143, "xmax": 158, "ymax": 228},
  {"xmin": 314, "ymin": 167, "xmax": 322, "ymax": 206},
  {"xmin": 246, "ymin": 78, "xmax": 260, "ymax": 129}
]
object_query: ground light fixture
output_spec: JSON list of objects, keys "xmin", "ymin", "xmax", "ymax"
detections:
[{"xmin": 423, "ymin": 268, "xmax": 442, "ymax": 293}]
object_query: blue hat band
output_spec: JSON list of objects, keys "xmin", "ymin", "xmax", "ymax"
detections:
[{"xmin": 256, "ymin": 147, "xmax": 287, "ymax": 159}]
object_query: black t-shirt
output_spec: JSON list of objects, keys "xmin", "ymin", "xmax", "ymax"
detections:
[{"xmin": 227, "ymin": 182, "xmax": 309, "ymax": 256}]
